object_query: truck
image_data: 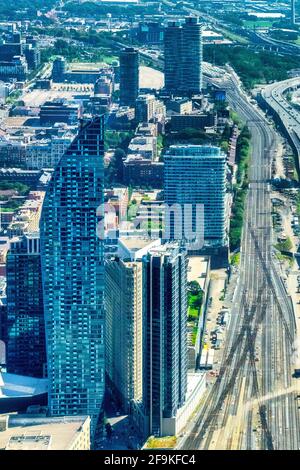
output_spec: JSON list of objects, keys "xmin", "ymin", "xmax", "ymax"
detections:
[
  {"xmin": 206, "ymin": 349, "xmax": 215, "ymax": 370},
  {"xmin": 222, "ymin": 311, "xmax": 230, "ymax": 326},
  {"xmin": 199, "ymin": 349, "xmax": 208, "ymax": 369}
]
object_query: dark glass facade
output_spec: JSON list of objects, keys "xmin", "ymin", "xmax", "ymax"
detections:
[
  {"xmin": 6, "ymin": 234, "xmax": 46, "ymax": 378},
  {"xmin": 164, "ymin": 17, "xmax": 203, "ymax": 96},
  {"xmin": 119, "ymin": 47, "xmax": 139, "ymax": 107},
  {"xmin": 142, "ymin": 244, "xmax": 188, "ymax": 436}
]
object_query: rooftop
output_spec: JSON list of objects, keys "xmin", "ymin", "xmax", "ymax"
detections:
[
  {"xmin": 0, "ymin": 415, "xmax": 90, "ymax": 450},
  {"xmin": 0, "ymin": 372, "xmax": 48, "ymax": 398},
  {"xmin": 119, "ymin": 236, "xmax": 157, "ymax": 251},
  {"xmin": 166, "ymin": 145, "xmax": 224, "ymax": 158}
]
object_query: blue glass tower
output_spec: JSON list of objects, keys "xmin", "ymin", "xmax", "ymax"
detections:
[{"xmin": 40, "ymin": 116, "xmax": 105, "ymax": 434}]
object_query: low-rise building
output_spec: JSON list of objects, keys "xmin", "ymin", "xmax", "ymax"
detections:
[
  {"xmin": 166, "ymin": 98, "xmax": 193, "ymax": 115},
  {"xmin": 135, "ymin": 94, "xmax": 166, "ymax": 124},
  {"xmin": 168, "ymin": 112, "xmax": 216, "ymax": 132},
  {"xmin": 123, "ymin": 154, "xmax": 164, "ymax": 188},
  {"xmin": 39, "ymin": 100, "xmax": 82, "ymax": 126},
  {"xmin": 0, "ymin": 413, "xmax": 90, "ymax": 450},
  {"xmin": 128, "ymin": 136, "xmax": 157, "ymax": 160}
]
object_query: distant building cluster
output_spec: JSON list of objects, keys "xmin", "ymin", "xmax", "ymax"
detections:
[{"xmin": 0, "ymin": 29, "xmax": 40, "ymax": 82}]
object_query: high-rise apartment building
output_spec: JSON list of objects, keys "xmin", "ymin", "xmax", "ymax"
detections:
[
  {"xmin": 164, "ymin": 22, "xmax": 182, "ymax": 94},
  {"xmin": 164, "ymin": 17, "xmax": 203, "ymax": 96},
  {"xmin": 40, "ymin": 116, "xmax": 105, "ymax": 434},
  {"xmin": 142, "ymin": 243, "xmax": 188, "ymax": 436},
  {"xmin": 52, "ymin": 56, "xmax": 66, "ymax": 82},
  {"xmin": 6, "ymin": 233, "xmax": 46, "ymax": 378},
  {"xmin": 164, "ymin": 145, "xmax": 226, "ymax": 246},
  {"xmin": 105, "ymin": 257, "xmax": 144, "ymax": 412},
  {"xmin": 119, "ymin": 47, "xmax": 139, "ymax": 107},
  {"xmin": 181, "ymin": 17, "xmax": 203, "ymax": 95}
]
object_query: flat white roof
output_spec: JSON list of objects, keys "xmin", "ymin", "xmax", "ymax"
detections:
[
  {"xmin": 0, "ymin": 373, "xmax": 48, "ymax": 398},
  {"xmin": 0, "ymin": 415, "xmax": 89, "ymax": 450}
]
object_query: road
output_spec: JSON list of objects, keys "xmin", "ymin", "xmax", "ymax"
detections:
[
  {"xmin": 180, "ymin": 72, "xmax": 300, "ymax": 450},
  {"xmin": 183, "ymin": 4, "xmax": 300, "ymax": 56},
  {"xmin": 261, "ymin": 78, "xmax": 300, "ymax": 169}
]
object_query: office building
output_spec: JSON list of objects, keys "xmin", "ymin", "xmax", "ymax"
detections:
[
  {"xmin": 119, "ymin": 47, "xmax": 139, "ymax": 107},
  {"xmin": 128, "ymin": 135, "xmax": 157, "ymax": 160},
  {"xmin": 164, "ymin": 145, "xmax": 226, "ymax": 246},
  {"xmin": 136, "ymin": 22, "xmax": 164, "ymax": 44},
  {"xmin": 24, "ymin": 45, "xmax": 41, "ymax": 70},
  {"xmin": 6, "ymin": 233, "xmax": 46, "ymax": 378},
  {"xmin": 168, "ymin": 112, "xmax": 216, "ymax": 132},
  {"xmin": 94, "ymin": 76, "xmax": 113, "ymax": 96},
  {"xmin": 40, "ymin": 116, "xmax": 105, "ymax": 435},
  {"xmin": 164, "ymin": 17, "xmax": 203, "ymax": 96},
  {"xmin": 142, "ymin": 243, "xmax": 188, "ymax": 436},
  {"xmin": 0, "ymin": 56, "xmax": 28, "ymax": 81},
  {"xmin": 0, "ymin": 43, "xmax": 22, "ymax": 62}
]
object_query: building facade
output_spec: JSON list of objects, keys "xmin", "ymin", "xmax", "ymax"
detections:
[
  {"xmin": 40, "ymin": 116, "xmax": 105, "ymax": 434},
  {"xmin": 164, "ymin": 145, "xmax": 226, "ymax": 246},
  {"xmin": 181, "ymin": 17, "xmax": 203, "ymax": 95},
  {"xmin": 164, "ymin": 17, "xmax": 203, "ymax": 96},
  {"xmin": 39, "ymin": 101, "xmax": 81, "ymax": 126},
  {"xmin": 119, "ymin": 47, "xmax": 139, "ymax": 107},
  {"xmin": 142, "ymin": 243, "xmax": 188, "ymax": 436},
  {"xmin": 6, "ymin": 233, "xmax": 46, "ymax": 378},
  {"xmin": 105, "ymin": 257, "xmax": 143, "ymax": 412},
  {"xmin": 0, "ymin": 56, "xmax": 28, "ymax": 81}
]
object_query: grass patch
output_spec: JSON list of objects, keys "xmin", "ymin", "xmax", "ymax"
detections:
[
  {"xmin": 230, "ymin": 252, "xmax": 240, "ymax": 266},
  {"xmin": 229, "ymin": 125, "xmax": 251, "ymax": 251},
  {"xmin": 144, "ymin": 436, "xmax": 177, "ymax": 449},
  {"xmin": 275, "ymin": 251, "xmax": 294, "ymax": 267},
  {"xmin": 275, "ymin": 236, "xmax": 293, "ymax": 252},
  {"xmin": 204, "ymin": 45, "xmax": 300, "ymax": 90},
  {"xmin": 188, "ymin": 307, "xmax": 199, "ymax": 320},
  {"xmin": 191, "ymin": 325, "xmax": 198, "ymax": 347}
]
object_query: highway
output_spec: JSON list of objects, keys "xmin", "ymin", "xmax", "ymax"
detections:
[
  {"xmin": 261, "ymin": 78, "xmax": 300, "ymax": 168},
  {"xmin": 183, "ymin": 4, "xmax": 300, "ymax": 56},
  {"xmin": 180, "ymin": 72, "xmax": 300, "ymax": 450}
]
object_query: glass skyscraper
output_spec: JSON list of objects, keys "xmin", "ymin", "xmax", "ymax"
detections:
[
  {"xmin": 119, "ymin": 47, "xmax": 139, "ymax": 107},
  {"xmin": 142, "ymin": 243, "xmax": 188, "ymax": 436},
  {"xmin": 164, "ymin": 145, "xmax": 227, "ymax": 247},
  {"xmin": 6, "ymin": 233, "xmax": 46, "ymax": 378},
  {"xmin": 164, "ymin": 17, "xmax": 203, "ymax": 96},
  {"xmin": 40, "ymin": 116, "xmax": 105, "ymax": 434}
]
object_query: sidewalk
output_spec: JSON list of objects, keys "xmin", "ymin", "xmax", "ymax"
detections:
[{"xmin": 95, "ymin": 414, "xmax": 143, "ymax": 450}]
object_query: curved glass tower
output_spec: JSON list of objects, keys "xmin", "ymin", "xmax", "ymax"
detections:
[{"xmin": 40, "ymin": 116, "xmax": 105, "ymax": 434}]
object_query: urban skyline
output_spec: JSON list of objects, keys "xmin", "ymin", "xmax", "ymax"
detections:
[{"xmin": 0, "ymin": 0, "xmax": 300, "ymax": 454}]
